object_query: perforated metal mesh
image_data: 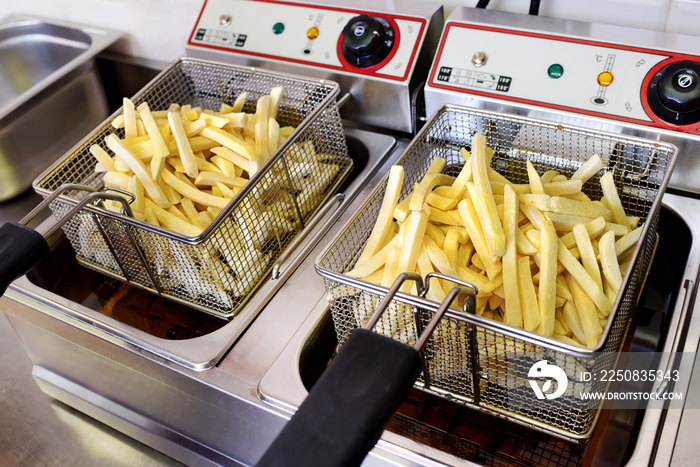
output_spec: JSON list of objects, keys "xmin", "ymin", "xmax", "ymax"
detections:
[
  {"xmin": 316, "ymin": 105, "xmax": 675, "ymax": 440},
  {"xmin": 34, "ymin": 58, "xmax": 352, "ymax": 318}
]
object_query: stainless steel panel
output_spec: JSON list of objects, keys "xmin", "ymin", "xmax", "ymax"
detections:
[{"xmin": 0, "ymin": 16, "xmax": 121, "ymax": 201}]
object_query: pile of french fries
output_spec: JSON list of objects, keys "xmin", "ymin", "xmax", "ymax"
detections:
[
  {"xmin": 90, "ymin": 87, "xmax": 291, "ymax": 237},
  {"xmin": 347, "ymin": 132, "xmax": 643, "ymax": 348},
  {"xmin": 82, "ymin": 88, "xmax": 343, "ymax": 308}
]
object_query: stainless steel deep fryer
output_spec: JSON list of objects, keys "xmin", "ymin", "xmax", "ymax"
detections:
[
  {"xmin": 32, "ymin": 57, "xmax": 352, "ymax": 318},
  {"xmin": 315, "ymin": 104, "xmax": 677, "ymax": 441}
]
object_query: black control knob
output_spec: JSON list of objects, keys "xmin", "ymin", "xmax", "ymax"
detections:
[
  {"xmin": 647, "ymin": 60, "xmax": 700, "ymax": 125},
  {"xmin": 341, "ymin": 15, "xmax": 395, "ymax": 68}
]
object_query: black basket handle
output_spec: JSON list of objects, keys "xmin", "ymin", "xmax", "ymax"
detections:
[
  {"xmin": 256, "ymin": 273, "xmax": 476, "ymax": 467},
  {"xmin": 0, "ymin": 184, "xmax": 133, "ymax": 296}
]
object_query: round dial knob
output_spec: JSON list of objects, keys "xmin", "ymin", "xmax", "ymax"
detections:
[
  {"xmin": 647, "ymin": 60, "xmax": 700, "ymax": 125},
  {"xmin": 341, "ymin": 15, "xmax": 395, "ymax": 68}
]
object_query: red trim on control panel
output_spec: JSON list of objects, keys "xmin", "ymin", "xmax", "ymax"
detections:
[
  {"xmin": 335, "ymin": 15, "xmax": 401, "ymax": 74},
  {"xmin": 188, "ymin": 0, "xmax": 426, "ymax": 82},
  {"xmin": 428, "ymin": 22, "xmax": 700, "ymax": 135}
]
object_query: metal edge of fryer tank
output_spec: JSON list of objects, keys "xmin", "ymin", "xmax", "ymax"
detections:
[{"xmin": 1, "ymin": 128, "xmax": 397, "ymax": 372}]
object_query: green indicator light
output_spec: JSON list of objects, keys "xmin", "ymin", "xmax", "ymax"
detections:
[
  {"xmin": 272, "ymin": 22, "xmax": 285, "ymax": 35},
  {"xmin": 548, "ymin": 63, "xmax": 564, "ymax": 79}
]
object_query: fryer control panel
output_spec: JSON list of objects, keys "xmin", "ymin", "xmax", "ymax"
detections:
[
  {"xmin": 427, "ymin": 21, "xmax": 700, "ymax": 135},
  {"xmin": 188, "ymin": 0, "xmax": 428, "ymax": 81}
]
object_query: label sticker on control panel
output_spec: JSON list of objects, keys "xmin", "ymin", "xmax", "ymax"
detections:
[
  {"xmin": 194, "ymin": 28, "xmax": 247, "ymax": 48},
  {"xmin": 437, "ymin": 66, "xmax": 512, "ymax": 92}
]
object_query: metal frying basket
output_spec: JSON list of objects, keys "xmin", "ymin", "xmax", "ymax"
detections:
[
  {"xmin": 33, "ymin": 58, "xmax": 352, "ymax": 318},
  {"xmin": 315, "ymin": 104, "xmax": 677, "ymax": 441}
]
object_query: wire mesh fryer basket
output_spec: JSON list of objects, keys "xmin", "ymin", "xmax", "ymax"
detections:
[
  {"xmin": 315, "ymin": 104, "xmax": 677, "ymax": 440},
  {"xmin": 33, "ymin": 58, "xmax": 352, "ymax": 318}
]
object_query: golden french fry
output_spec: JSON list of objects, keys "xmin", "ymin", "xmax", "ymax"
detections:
[
  {"xmin": 557, "ymin": 237, "xmax": 612, "ymax": 316},
  {"xmin": 90, "ymin": 144, "xmax": 115, "ymax": 172},
  {"xmin": 409, "ymin": 174, "xmax": 455, "ymax": 211},
  {"xmin": 161, "ymin": 169, "xmax": 230, "ymax": 209},
  {"xmin": 457, "ymin": 198, "xmax": 502, "ymax": 280},
  {"xmin": 502, "ymin": 184, "xmax": 522, "ymax": 328},
  {"xmin": 615, "ymin": 226, "xmax": 642, "ymax": 258},
  {"xmin": 470, "ymin": 133, "xmax": 506, "ymax": 257},
  {"xmin": 573, "ymin": 223, "xmax": 603, "ymax": 290},
  {"xmin": 527, "ymin": 160, "xmax": 545, "ymax": 195},
  {"xmin": 346, "ymin": 236, "xmax": 399, "ymax": 278},
  {"xmin": 517, "ymin": 256, "xmax": 540, "ymax": 331},
  {"xmin": 600, "ymin": 171, "xmax": 629, "ymax": 229},
  {"xmin": 571, "ymin": 154, "xmax": 604, "ymax": 183},
  {"xmin": 123, "ymin": 97, "xmax": 138, "ymax": 140},
  {"xmin": 599, "ymin": 230, "xmax": 623, "ymax": 294},
  {"xmin": 168, "ymin": 111, "xmax": 198, "ymax": 179},
  {"xmin": 144, "ymin": 198, "xmax": 202, "ymax": 237},
  {"xmin": 396, "ymin": 209, "xmax": 429, "ymax": 277},
  {"xmin": 537, "ymin": 220, "xmax": 558, "ymax": 337},
  {"xmin": 356, "ymin": 166, "xmax": 404, "ymax": 265},
  {"xmin": 105, "ymin": 134, "xmax": 171, "ymax": 209},
  {"xmin": 566, "ymin": 272, "xmax": 602, "ymax": 347},
  {"xmin": 200, "ymin": 126, "xmax": 257, "ymax": 161}
]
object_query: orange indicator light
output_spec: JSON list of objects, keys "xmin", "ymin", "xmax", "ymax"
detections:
[
  {"xmin": 597, "ymin": 71, "xmax": 614, "ymax": 87},
  {"xmin": 307, "ymin": 27, "xmax": 319, "ymax": 40}
]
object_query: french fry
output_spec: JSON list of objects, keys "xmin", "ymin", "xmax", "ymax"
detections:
[
  {"xmin": 557, "ymin": 238, "xmax": 612, "ymax": 316},
  {"xmin": 615, "ymin": 226, "xmax": 642, "ymax": 258},
  {"xmin": 457, "ymin": 198, "xmax": 502, "ymax": 280},
  {"xmin": 123, "ymin": 97, "xmax": 138, "ymax": 140},
  {"xmin": 527, "ymin": 160, "xmax": 545, "ymax": 195},
  {"xmin": 571, "ymin": 154, "xmax": 604, "ymax": 183},
  {"xmin": 566, "ymin": 272, "xmax": 602, "ymax": 347},
  {"xmin": 409, "ymin": 174, "xmax": 455, "ymax": 211},
  {"xmin": 268, "ymin": 86, "xmax": 284, "ymax": 120},
  {"xmin": 232, "ymin": 92, "xmax": 247, "ymax": 112},
  {"xmin": 573, "ymin": 223, "xmax": 603, "ymax": 290},
  {"xmin": 255, "ymin": 95, "xmax": 270, "ymax": 161},
  {"xmin": 537, "ymin": 220, "xmax": 558, "ymax": 336},
  {"xmin": 161, "ymin": 169, "xmax": 230, "ymax": 209},
  {"xmin": 200, "ymin": 126, "xmax": 257, "ymax": 161},
  {"xmin": 470, "ymin": 133, "xmax": 506, "ymax": 257},
  {"xmin": 105, "ymin": 134, "xmax": 171, "ymax": 209},
  {"xmin": 502, "ymin": 184, "xmax": 522, "ymax": 328},
  {"xmin": 168, "ymin": 111, "xmax": 198, "ymax": 179},
  {"xmin": 396, "ymin": 209, "xmax": 429, "ymax": 290},
  {"xmin": 517, "ymin": 256, "xmax": 540, "ymax": 331},
  {"xmin": 144, "ymin": 198, "xmax": 202, "ymax": 237},
  {"xmin": 356, "ymin": 166, "xmax": 404, "ymax": 265},
  {"xmin": 90, "ymin": 144, "xmax": 115, "ymax": 172},
  {"xmin": 599, "ymin": 230, "xmax": 623, "ymax": 294},
  {"xmin": 600, "ymin": 172, "xmax": 629, "ymax": 229}
]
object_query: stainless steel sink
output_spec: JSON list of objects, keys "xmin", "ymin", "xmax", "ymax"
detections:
[{"xmin": 0, "ymin": 15, "xmax": 121, "ymax": 201}]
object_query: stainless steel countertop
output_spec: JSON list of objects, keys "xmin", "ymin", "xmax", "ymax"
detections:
[{"xmin": 0, "ymin": 312, "xmax": 179, "ymax": 466}]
